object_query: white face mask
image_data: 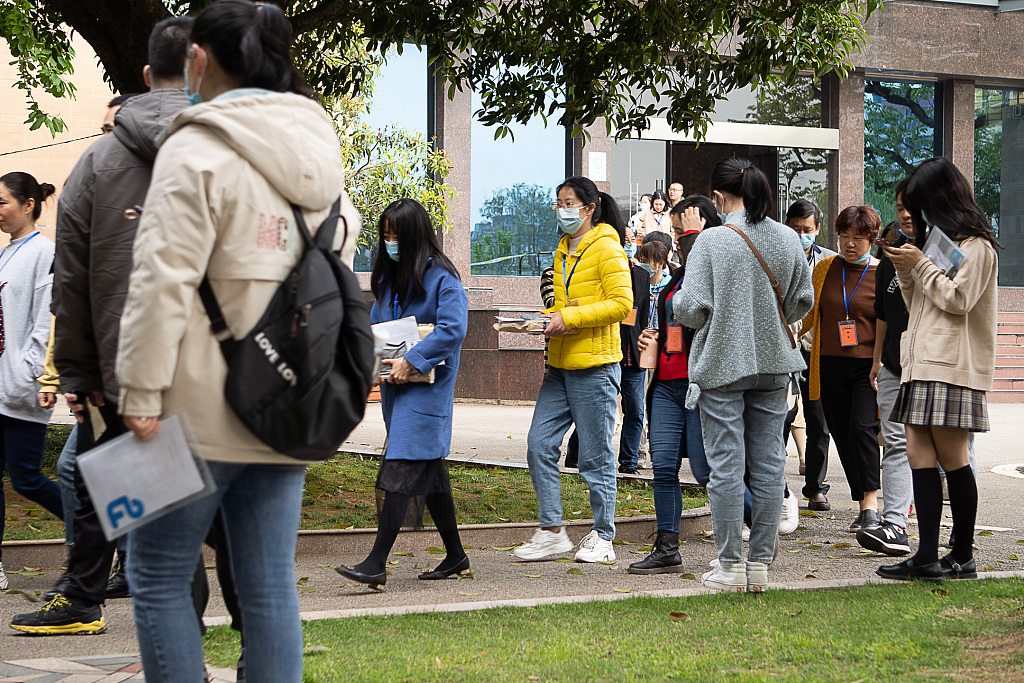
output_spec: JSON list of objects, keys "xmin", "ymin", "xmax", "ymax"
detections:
[{"xmin": 639, "ymin": 202, "xmax": 650, "ymax": 212}]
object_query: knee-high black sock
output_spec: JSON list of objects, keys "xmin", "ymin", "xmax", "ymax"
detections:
[
  {"xmin": 910, "ymin": 468, "xmax": 943, "ymax": 565},
  {"xmin": 944, "ymin": 464, "xmax": 978, "ymax": 564},
  {"xmin": 355, "ymin": 491, "xmax": 408, "ymax": 574},
  {"xmin": 425, "ymin": 491, "xmax": 466, "ymax": 570}
]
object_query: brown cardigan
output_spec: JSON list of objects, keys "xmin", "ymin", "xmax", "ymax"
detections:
[{"xmin": 896, "ymin": 236, "xmax": 998, "ymax": 391}]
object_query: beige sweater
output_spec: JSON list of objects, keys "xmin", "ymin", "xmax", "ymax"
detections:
[{"xmin": 896, "ymin": 236, "xmax": 998, "ymax": 391}]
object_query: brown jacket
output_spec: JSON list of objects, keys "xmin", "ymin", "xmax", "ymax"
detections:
[{"xmin": 896, "ymin": 236, "xmax": 998, "ymax": 391}]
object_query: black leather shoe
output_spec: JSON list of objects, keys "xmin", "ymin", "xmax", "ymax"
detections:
[
  {"xmin": 807, "ymin": 493, "xmax": 830, "ymax": 511},
  {"xmin": 105, "ymin": 570, "xmax": 130, "ymax": 600},
  {"xmin": 849, "ymin": 509, "xmax": 881, "ymax": 534},
  {"xmin": 876, "ymin": 557, "xmax": 944, "ymax": 584},
  {"xmin": 43, "ymin": 573, "xmax": 71, "ymax": 602},
  {"xmin": 939, "ymin": 554, "xmax": 977, "ymax": 579},
  {"xmin": 618, "ymin": 465, "xmax": 639, "ymax": 475},
  {"xmin": 335, "ymin": 565, "xmax": 386, "ymax": 589},
  {"xmin": 418, "ymin": 555, "xmax": 471, "ymax": 580}
]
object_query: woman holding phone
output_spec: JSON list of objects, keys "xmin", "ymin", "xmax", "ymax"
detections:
[{"xmin": 876, "ymin": 157, "xmax": 999, "ymax": 583}]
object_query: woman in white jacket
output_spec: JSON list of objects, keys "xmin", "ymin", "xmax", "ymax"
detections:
[{"xmin": 116, "ymin": 2, "xmax": 358, "ymax": 681}]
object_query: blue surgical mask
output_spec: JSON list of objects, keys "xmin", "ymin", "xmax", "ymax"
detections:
[
  {"xmin": 844, "ymin": 251, "xmax": 871, "ymax": 265},
  {"xmin": 799, "ymin": 234, "xmax": 816, "ymax": 250},
  {"xmin": 898, "ymin": 227, "xmax": 913, "ymax": 240},
  {"xmin": 637, "ymin": 263, "xmax": 654, "ymax": 275},
  {"xmin": 624, "ymin": 241, "xmax": 638, "ymax": 258},
  {"xmin": 184, "ymin": 64, "xmax": 203, "ymax": 106},
  {"xmin": 556, "ymin": 207, "xmax": 585, "ymax": 235},
  {"xmin": 921, "ymin": 211, "xmax": 933, "ymax": 227},
  {"xmin": 384, "ymin": 240, "xmax": 399, "ymax": 261}
]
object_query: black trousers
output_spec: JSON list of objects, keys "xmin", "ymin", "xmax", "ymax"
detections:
[
  {"xmin": 783, "ymin": 350, "xmax": 831, "ymax": 498},
  {"xmin": 819, "ymin": 356, "xmax": 881, "ymax": 501},
  {"xmin": 63, "ymin": 401, "xmax": 125, "ymax": 607}
]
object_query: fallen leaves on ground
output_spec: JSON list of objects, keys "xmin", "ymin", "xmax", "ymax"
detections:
[{"xmin": 669, "ymin": 612, "xmax": 690, "ymax": 621}]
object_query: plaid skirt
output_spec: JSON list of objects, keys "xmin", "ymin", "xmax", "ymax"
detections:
[{"xmin": 890, "ymin": 380, "xmax": 990, "ymax": 432}]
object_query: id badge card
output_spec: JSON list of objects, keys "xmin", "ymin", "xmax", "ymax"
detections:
[
  {"xmin": 622, "ymin": 308, "xmax": 638, "ymax": 326},
  {"xmin": 666, "ymin": 323, "xmax": 684, "ymax": 353},
  {"xmin": 838, "ymin": 320, "xmax": 858, "ymax": 347},
  {"xmin": 567, "ymin": 299, "xmax": 579, "ymax": 307}
]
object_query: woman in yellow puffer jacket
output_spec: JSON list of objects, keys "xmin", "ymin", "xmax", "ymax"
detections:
[{"xmin": 513, "ymin": 176, "xmax": 633, "ymax": 564}]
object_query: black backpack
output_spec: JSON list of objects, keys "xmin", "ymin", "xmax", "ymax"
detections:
[{"xmin": 198, "ymin": 198, "xmax": 375, "ymax": 460}]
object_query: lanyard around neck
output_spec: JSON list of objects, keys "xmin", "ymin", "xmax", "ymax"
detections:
[
  {"xmin": 562, "ymin": 243, "xmax": 590, "ymax": 297},
  {"xmin": 0, "ymin": 231, "xmax": 40, "ymax": 278},
  {"xmin": 841, "ymin": 261, "xmax": 870, "ymax": 321}
]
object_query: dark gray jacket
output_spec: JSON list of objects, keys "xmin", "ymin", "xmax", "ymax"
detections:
[{"xmin": 52, "ymin": 88, "xmax": 190, "ymax": 401}]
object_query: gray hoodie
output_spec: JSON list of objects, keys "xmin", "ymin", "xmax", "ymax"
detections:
[
  {"xmin": 53, "ymin": 88, "xmax": 191, "ymax": 402},
  {"xmin": 0, "ymin": 230, "xmax": 55, "ymax": 423}
]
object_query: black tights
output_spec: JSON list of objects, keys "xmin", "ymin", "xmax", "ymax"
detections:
[{"xmin": 355, "ymin": 491, "xmax": 466, "ymax": 574}]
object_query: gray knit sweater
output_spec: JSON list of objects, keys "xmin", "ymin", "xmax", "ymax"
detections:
[{"xmin": 672, "ymin": 211, "xmax": 814, "ymax": 398}]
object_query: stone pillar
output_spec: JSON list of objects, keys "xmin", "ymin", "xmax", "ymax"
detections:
[
  {"xmin": 434, "ymin": 70, "xmax": 473, "ymax": 276},
  {"xmin": 941, "ymin": 79, "xmax": 977, "ymax": 188},
  {"xmin": 837, "ymin": 71, "xmax": 865, "ymax": 211},
  {"xmin": 581, "ymin": 122, "xmax": 612, "ymax": 194}
]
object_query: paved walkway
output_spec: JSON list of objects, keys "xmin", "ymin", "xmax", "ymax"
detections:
[{"xmin": 3, "ymin": 402, "xmax": 1022, "ymax": 680}]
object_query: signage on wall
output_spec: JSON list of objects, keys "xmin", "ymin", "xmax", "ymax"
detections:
[{"xmin": 588, "ymin": 152, "xmax": 607, "ymax": 182}]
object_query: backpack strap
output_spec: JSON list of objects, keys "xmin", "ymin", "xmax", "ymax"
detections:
[
  {"xmin": 725, "ymin": 224, "xmax": 797, "ymax": 350},
  {"xmin": 198, "ymin": 277, "xmax": 240, "ymax": 361},
  {"xmin": 292, "ymin": 197, "xmax": 344, "ymax": 251}
]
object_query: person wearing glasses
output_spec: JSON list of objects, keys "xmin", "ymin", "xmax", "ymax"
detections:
[
  {"xmin": 514, "ymin": 176, "xmax": 632, "ymax": 564},
  {"xmin": 801, "ymin": 206, "xmax": 883, "ymax": 536}
]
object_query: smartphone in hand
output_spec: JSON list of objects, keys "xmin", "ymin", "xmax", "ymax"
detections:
[{"xmin": 874, "ymin": 238, "xmax": 892, "ymax": 248}]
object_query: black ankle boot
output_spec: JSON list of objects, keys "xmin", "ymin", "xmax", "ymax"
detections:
[{"xmin": 627, "ymin": 530, "xmax": 684, "ymax": 574}]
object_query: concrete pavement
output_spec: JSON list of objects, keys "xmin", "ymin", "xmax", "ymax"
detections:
[{"xmin": 2, "ymin": 400, "xmax": 1022, "ymax": 678}]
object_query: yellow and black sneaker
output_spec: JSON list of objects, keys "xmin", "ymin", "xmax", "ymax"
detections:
[{"xmin": 9, "ymin": 594, "xmax": 106, "ymax": 635}]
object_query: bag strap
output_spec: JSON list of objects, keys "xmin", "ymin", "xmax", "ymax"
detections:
[
  {"xmin": 293, "ymin": 197, "xmax": 344, "ymax": 252},
  {"xmin": 725, "ymin": 224, "xmax": 797, "ymax": 350}
]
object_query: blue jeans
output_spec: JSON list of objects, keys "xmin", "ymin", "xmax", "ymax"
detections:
[
  {"xmin": 57, "ymin": 423, "xmax": 128, "ymax": 557},
  {"xmin": 698, "ymin": 373, "xmax": 790, "ymax": 565},
  {"xmin": 618, "ymin": 368, "xmax": 646, "ymax": 468},
  {"xmin": 650, "ymin": 378, "xmax": 705, "ymax": 533},
  {"xmin": 527, "ymin": 363, "xmax": 620, "ymax": 540},
  {"xmin": 58, "ymin": 423, "xmax": 79, "ymax": 545},
  {"xmin": 128, "ymin": 462, "xmax": 307, "ymax": 683},
  {"xmin": 0, "ymin": 414, "xmax": 64, "ymax": 561}
]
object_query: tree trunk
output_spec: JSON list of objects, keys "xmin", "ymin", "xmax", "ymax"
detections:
[{"xmin": 45, "ymin": 0, "xmax": 171, "ymax": 94}]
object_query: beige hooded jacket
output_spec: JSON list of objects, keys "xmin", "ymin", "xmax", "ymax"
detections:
[{"xmin": 116, "ymin": 90, "xmax": 360, "ymax": 464}]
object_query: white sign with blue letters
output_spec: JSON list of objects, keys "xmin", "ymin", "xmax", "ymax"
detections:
[{"xmin": 77, "ymin": 414, "xmax": 216, "ymax": 541}]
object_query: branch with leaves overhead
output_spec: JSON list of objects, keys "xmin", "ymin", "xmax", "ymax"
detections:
[{"xmin": 5, "ymin": 0, "xmax": 880, "ymax": 140}]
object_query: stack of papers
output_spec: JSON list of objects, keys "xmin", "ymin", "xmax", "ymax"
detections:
[
  {"xmin": 77, "ymin": 415, "xmax": 215, "ymax": 541},
  {"xmin": 923, "ymin": 228, "xmax": 966, "ymax": 280}
]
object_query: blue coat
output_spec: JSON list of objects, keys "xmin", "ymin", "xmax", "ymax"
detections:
[{"xmin": 370, "ymin": 263, "xmax": 468, "ymax": 460}]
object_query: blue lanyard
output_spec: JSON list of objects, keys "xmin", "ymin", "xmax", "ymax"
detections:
[
  {"xmin": 654, "ymin": 213, "xmax": 665, "ymax": 227},
  {"xmin": 0, "ymin": 231, "xmax": 40, "ymax": 278},
  {"xmin": 841, "ymin": 262, "xmax": 870, "ymax": 320},
  {"xmin": 561, "ymin": 244, "xmax": 589, "ymax": 298},
  {"xmin": 392, "ymin": 293, "xmax": 401, "ymax": 320}
]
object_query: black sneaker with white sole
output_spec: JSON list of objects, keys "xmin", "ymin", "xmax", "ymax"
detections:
[{"xmin": 857, "ymin": 521, "xmax": 911, "ymax": 556}]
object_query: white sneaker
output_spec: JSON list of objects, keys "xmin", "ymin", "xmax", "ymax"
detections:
[
  {"xmin": 745, "ymin": 560, "xmax": 769, "ymax": 593},
  {"xmin": 742, "ymin": 527, "xmax": 751, "ymax": 541},
  {"xmin": 513, "ymin": 528, "xmax": 574, "ymax": 561},
  {"xmin": 0, "ymin": 562, "xmax": 8, "ymax": 590},
  {"xmin": 701, "ymin": 561, "xmax": 747, "ymax": 592},
  {"xmin": 779, "ymin": 490, "xmax": 799, "ymax": 535},
  {"xmin": 574, "ymin": 530, "xmax": 616, "ymax": 563}
]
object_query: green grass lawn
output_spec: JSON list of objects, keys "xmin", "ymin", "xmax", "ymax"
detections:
[
  {"xmin": 4, "ymin": 427, "xmax": 706, "ymax": 540},
  {"xmin": 202, "ymin": 577, "xmax": 1024, "ymax": 682}
]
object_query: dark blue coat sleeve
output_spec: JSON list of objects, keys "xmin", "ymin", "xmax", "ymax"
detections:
[{"xmin": 402, "ymin": 273, "xmax": 468, "ymax": 376}]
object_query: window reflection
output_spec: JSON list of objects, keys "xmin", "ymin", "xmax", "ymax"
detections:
[
  {"xmin": 864, "ymin": 80, "xmax": 939, "ymax": 225},
  {"xmin": 470, "ymin": 93, "xmax": 567, "ymax": 276},
  {"xmin": 976, "ymin": 86, "xmax": 1024, "ymax": 286}
]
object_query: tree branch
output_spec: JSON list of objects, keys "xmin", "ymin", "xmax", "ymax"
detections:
[{"xmin": 864, "ymin": 81, "xmax": 935, "ymax": 129}]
